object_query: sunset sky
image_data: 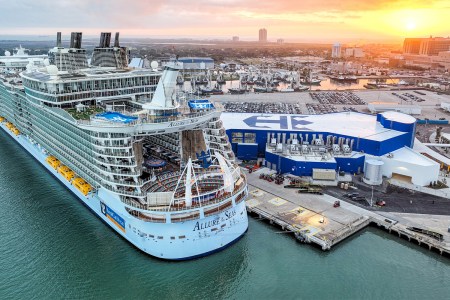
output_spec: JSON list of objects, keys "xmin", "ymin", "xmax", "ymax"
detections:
[{"xmin": 0, "ymin": 0, "xmax": 449, "ymax": 43}]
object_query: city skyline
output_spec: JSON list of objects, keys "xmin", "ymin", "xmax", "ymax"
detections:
[{"xmin": 0, "ymin": 0, "xmax": 449, "ymax": 43}]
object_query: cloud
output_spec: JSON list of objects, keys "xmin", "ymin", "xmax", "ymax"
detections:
[{"xmin": 0, "ymin": 0, "xmax": 448, "ymax": 40}]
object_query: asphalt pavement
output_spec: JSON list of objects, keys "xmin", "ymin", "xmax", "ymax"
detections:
[{"xmin": 323, "ymin": 184, "xmax": 450, "ymax": 216}]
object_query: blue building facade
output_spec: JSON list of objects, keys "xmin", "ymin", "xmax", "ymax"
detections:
[{"xmin": 221, "ymin": 112, "xmax": 417, "ymax": 176}]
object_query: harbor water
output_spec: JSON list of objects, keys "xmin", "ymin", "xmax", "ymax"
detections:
[{"xmin": 1, "ymin": 129, "xmax": 450, "ymax": 299}]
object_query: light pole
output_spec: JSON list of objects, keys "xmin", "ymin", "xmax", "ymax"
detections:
[{"xmin": 370, "ymin": 185, "xmax": 374, "ymax": 207}]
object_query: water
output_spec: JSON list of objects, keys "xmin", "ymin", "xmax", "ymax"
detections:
[{"xmin": 1, "ymin": 129, "xmax": 450, "ymax": 299}]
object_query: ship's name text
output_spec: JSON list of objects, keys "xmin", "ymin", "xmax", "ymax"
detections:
[{"xmin": 193, "ymin": 209, "xmax": 236, "ymax": 231}]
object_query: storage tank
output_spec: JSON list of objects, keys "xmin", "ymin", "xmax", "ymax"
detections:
[{"xmin": 363, "ymin": 159, "xmax": 384, "ymax": 185}]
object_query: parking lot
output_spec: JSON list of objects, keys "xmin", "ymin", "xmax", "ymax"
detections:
[
  {"xmin": 309, "ymin": 91, "xmax": 367, "ymax": 105},
  {"xmin": 323, "ymin": 182, "xmax": 450, "ymax": 216},
  {"xmin": 223, "ymin": 101, "xmax": 302, "ymax": 114},
  {"xmin": 212, "ymin": 89, "xmax": 450, "ymax": 119}
]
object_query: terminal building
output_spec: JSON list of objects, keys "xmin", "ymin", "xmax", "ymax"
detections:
[{"xmin": 221, "ymin": 111, "xmax": 439, "ymax": 186}]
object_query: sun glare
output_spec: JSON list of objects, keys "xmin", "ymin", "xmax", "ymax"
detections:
[{"xmin": 406, "ymin": 20, "xmax": 417, "ymax": 31}]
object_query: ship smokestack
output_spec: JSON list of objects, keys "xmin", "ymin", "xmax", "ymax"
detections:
[
  {"xmin": 99, "ymin": 32, "xmax": 111, "ymax": 48},
  {"xmin": 56, "ymin": 32, "xmax": 62, "ymax": 47},
  {"xmin": 70, "ymin": 32, "xmax": 83, "ymax": 49},
  {"xmin": 114, "ymin": 32, "xmax": 120, "ymax": 47}
]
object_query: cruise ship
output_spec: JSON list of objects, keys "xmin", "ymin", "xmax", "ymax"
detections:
[
  {"xmin": 0, "ymin": 32, "xmax": 248, "ymax": 260},
  {"xmin": 0, "ymin": 45, "xmax": 47, "ymax": 72}
]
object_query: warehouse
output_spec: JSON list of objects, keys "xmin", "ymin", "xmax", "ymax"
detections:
[{"xmin": 220, "ymin": 111, "xmax": 439, "ymax": 185}]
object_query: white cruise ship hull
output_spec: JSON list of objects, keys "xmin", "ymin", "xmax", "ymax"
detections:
[{"xmin": 0, "ymin": 123, "xmax": 248, "ymax": 260}]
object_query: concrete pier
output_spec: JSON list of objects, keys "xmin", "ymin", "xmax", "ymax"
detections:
[{"xmin": 245, "ymin": 168, "xmax": 450, "ymax": 255}]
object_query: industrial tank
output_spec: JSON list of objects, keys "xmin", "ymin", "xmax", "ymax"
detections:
[{"xmin": 363, "ymin": 159, "xmax": 384, "ymax": 185}]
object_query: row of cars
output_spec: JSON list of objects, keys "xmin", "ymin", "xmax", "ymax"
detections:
[
  {"xmin": 310, "ymin": 91, "xmax": 366, "ymax": 105},
  {"xmin": 223, "ymin": 101, "xmax": 303, "ymax": 114}
]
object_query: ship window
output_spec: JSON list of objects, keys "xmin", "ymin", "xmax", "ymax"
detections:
[
  {"xmin": 149, "ymin": 234, "xmax": 154, "ymax": 238},
  {"xmin": 232, "ymin": 132, "xmax": 243, "ymax": 143},
  {"xmin": 178, "ymin": 235, "xmax": 186, "ymax": 239},
  {"xmin": 244, "ymin": 133, "xmax": 256, "ymax": 143},
  {"xmin": 157, "ymin": 236, "xmax": 163, "ymax": 239},
  {"xmin": 170, "ymin": 236, "xmax": 175, "ymax": 240}
]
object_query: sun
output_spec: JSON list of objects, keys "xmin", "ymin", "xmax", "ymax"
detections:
[{"xmin": 405, "ymin": 20, "xmax": 417, "ymax": 31}]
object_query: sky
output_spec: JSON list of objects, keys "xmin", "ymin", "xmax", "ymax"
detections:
[{"xmin": 0, "ymin": 0, "xmax": 449, "ymax": 43}]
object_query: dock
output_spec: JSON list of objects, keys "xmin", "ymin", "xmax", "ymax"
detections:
[{"xmin": 245, "ymin": 168, "xmax": 450, "ymax": 256}]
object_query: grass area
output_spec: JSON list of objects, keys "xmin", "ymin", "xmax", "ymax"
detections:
[{"xmin": 66, "ymin": 107, "xmax": 104, "ymax": 120}]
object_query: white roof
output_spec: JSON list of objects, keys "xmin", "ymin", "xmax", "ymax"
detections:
[
  {"xmin": 221, "ymin": 112, "xmax": 408, "ymax": 142},
  {"xmin": 387, "ymin": 146, "xmax": 438, "ymax": 167},
  {"xmin": 380, "ymin": 111, "xmax": 416, "ymax": 124}
]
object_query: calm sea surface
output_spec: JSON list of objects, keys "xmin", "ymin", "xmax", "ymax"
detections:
[{"xmin": 1, "ymin": 129, "xmax": 449, "ymax": 300}]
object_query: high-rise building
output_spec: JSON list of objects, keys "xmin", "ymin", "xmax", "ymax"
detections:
[
  {"xmin": 277, "ymin": 39, "xmax": 284, "ymax": 44},
  {"xmin": 403, "ymin": 38, "xmax": 422, "ymax": 54},
  {"xmin": 232, "ymin": 36, "xmax": 239, "ymax": 42},
  {"xmin": 332, "ymin": 43, "xmax": 341, "ymax": 58},
  {"xmin": 259, "ymin": 28, "xmax": 267, "ymax": 43},
  {"xmin": 403, "ymin": 37, "xmax": 450, "ymax": 56}
]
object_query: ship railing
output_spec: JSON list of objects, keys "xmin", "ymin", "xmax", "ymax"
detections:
[
  {"xmin": 93, "ymin": 148, "xmax": 135, "ymax": 158},
  {"xmin": 95, "ymin": 164, "xmax": 140, "ymax": 176},
  {"xmin": 92, "ymin": 140, "xmax": 132, "ymax": 149},
  {"xmin": 119, "ymin": 174, "xmax": 247, "ymax": 213},
  {"xmin": 75, "ymin": 109, "xmax": 217, "ymax": 128},
  {"xmin": 164, "ymin": 176, "xmax": 246, "ymax": 212},
  {"xmin": 93, "ymin": 156, "xmax": 137, "ymax": 167}
]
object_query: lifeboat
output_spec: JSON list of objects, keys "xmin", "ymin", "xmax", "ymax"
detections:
[
  {"xmin": 45, "ymin": 156, "xmax": 60, "ymax": 170},
  {"xmin": 72, "ymin": 177, "xmax": 92, "ymax": 196},
  {"xmin": 58, "ymin": 165, "xmax": 75, "ymax": 182}
]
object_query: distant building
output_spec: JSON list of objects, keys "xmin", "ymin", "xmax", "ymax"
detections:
[
  {"xmin": 402, "ymin": 51, "xmax": 450, "ymax": 70},
  {"xmin": 403, "ymin": 37, "xmax": 450, "ymax": 56},
  {"xmin": 344, "ymin": 47, "xmax": 365, "ymax": 58},
  {"xmin": 259, "ymin": 28, "xmax": 267, "ymax": 43},
  {"xmin": 277, "ymin": 39, "xmax": 284, "ymax": 44},
  {"xmin": 403, "ymin": 38, "xmax": 422, "ymax": 54},
  {"xmin": 332, "ymin": 43, "xmax": 341, "ymax": 58},
  {"xmin": 232, "ymin": 36, "xmax": 239, "ymax": 42}
]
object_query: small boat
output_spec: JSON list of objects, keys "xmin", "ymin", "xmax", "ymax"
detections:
[
  {"xmin": 280, "ymin": 87, "xmax": 295, "ymax": 93},
  {"xmin": 306, "ymin": 78, "xmax": 321, "ymax": 85},
  {"xmin": 294, "ymin": 85, "xmax": 309, "ymax": 92},
  {"xmin": 228, "ymin": 88, "xmax": 246, "ymax": 94},
  {"xmin": 253, "ymin": 86, "xmax": 273, "ymax": 93}
]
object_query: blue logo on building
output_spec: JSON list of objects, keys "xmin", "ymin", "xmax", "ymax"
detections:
[{"xmin": 242, "ymin": 115, "xmax": 313, "ymax": 130}]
